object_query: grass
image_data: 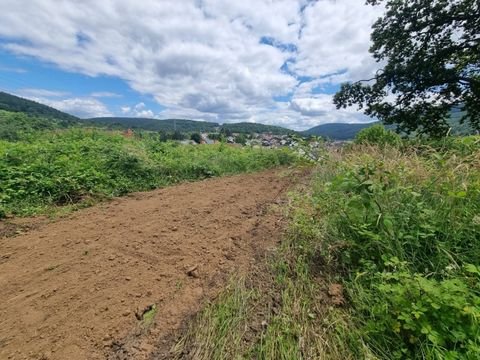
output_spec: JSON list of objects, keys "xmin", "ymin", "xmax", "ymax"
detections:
[
  {"xmin": 0, "ymin": 128, "xmax": 299, "ymax": 217},
  {"xmin": 172, "ymin": 277, "xmax": 256, "ymax": 360},
  {"xmin": 172, "ymin": 135, "xmax": 480, "ymax": 360},
  {"xmin": 141, "ymin": 304, "xmax": 158, "ymax": 327}
]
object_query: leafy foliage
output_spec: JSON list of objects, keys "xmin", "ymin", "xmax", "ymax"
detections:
[
  {"xmin": 190, "ymin": 132, "xmax": 202, "ymax": 144},
  {"xmin": 0, "ymin": 129, "xmax": 298, "ymax": 216},
  {"xmin": 354, "ymin": 124, "xmax": 402, "ymax": 147},
  {"xmin": 0, "ymin": 110, "xmax": 67, "ymax": 141},
  {"xmin": 292, "ymin": 138, "xmax": 480, "ymax": 358},
  {"xmin": 334, "ymin": 0, "xmax": 480, "ymax": 137}
]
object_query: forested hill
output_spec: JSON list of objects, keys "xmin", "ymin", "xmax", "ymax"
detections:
[
  {"xmin": 87, "ymin": 117, "xmax": 296, "ymax": 134},
  {"xmin": 0, "ymin": 91, "xmax": 79, "ymax": 123},
  {"xmin": 221, "ymin": 122, "xmax": 296, "ymax": 135},
  {"xmin": 304, "ymin": 114, "xmax": 476, "ymax": 140},
  {"xmin": 86, "ymin": 117, "xmax": 220, "ymax": 133},
  {"xmin": 303, "ymin": 122, "xmax": 378, "ymax": 140}
]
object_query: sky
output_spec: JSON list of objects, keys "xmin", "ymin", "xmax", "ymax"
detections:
[{"xmin": 0, "ymin": 0, "xmax": 383, "ymax": 130}]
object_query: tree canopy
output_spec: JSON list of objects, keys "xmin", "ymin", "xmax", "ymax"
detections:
[{"xmin": 334, "ymin": 0, "xmax": 480, "ymax": 136}]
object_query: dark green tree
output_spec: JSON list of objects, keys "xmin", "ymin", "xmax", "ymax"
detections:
[
  {"xmin": 234, "ymin": 133, "xmax": 247, "ymax": 145},
  {"xmin": 220, "ymin": 127, "xmax": 233, "ymax": 137},
  {"xmin": 334, "ymin": 0, "xmax": 480, "ymax": 136},
  {"xmin": 171, "ymin": 130, "xmax": 186, "ymax": 140},
  {"xmin": 190, "ymin": 132, "xmax": 202, "ymax": 144}
]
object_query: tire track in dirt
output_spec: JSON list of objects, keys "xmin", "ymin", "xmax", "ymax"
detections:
[{"xmin": 0, "ymin": 168, "xmax": 302, "ymax": 360}]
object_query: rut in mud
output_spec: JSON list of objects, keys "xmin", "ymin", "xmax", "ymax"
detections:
[{"xmin": 0, "ymin": 168, "xmax": 300, "ymax": 360}]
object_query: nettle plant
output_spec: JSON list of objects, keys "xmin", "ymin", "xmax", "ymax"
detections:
[{"xmin": 312, "ymin": 142, "xmax": 480, "ymax": 358}]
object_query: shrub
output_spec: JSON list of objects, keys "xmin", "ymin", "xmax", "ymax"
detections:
[
  {"xmin": 355, "ymin": 124, "xmax": 402, "ymax": 147},
  {"xmin": 300, "ymin": 140, "xmax": 480, "ymax": 358},
  {"xmin": 0, "ymin": 129, "xmax": 299, "ymax": 216}
]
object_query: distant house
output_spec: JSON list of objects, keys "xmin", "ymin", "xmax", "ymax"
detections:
[
  {"xmin": 123, "ymin": 128, "xmax": 134, "ymax": 138},
  {"xmin": 200, "ymin": 133, "xmax": 215, "ymax": 144}
]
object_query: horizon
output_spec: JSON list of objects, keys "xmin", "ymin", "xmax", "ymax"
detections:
[{"xmin": 0, "ymin": 1, "xmax": 383, "ymax": 131}]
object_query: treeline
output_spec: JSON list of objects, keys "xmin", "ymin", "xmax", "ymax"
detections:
[
  {"xmin": 87, "ymin": 117, "xmax": 296, "ymax": 135},
  {"xmin": 85, "ymin": 117, "xmax": 219, "ymax": 133}
]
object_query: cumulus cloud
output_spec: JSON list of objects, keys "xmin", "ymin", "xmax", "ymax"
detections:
[
  {"xmin": 45, "ymin": 98, "xmax": 112, "ymax": 118},
  {"xmin": 0, "ymin": 0, "xmax": 382, "ymax": 129},
  {"xmin": 120, "ymin": 102, "xmax": 156, "ymax": 118}
]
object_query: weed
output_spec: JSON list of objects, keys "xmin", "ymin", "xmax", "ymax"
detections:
[{"xmin": 0, "ymin": 129, "xmax": 299, "ymax": 216}]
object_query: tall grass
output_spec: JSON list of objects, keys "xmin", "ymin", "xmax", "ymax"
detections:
[
  {"xmin": 306, "ymin": 136, "xmax": 480, "ymax": 359},
  {"xmin": 0, "ymin": 128, "xmax": 298, "ymax": 216},
  {"xmin": 171, "ymin": 136, "xmax": 480, "ymax": 360}
]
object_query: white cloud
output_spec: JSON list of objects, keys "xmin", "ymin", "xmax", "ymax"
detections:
[
  {"xmin": 293, "ymin": 0, "xmax": 383, "ymax": 81},
  {"xmin": 0, "ymin": 0, "xmax": 382, "ymax": 130},
  {"xmin": 120, "ymin": 102, "xmax": 155, "ymax": 118},
  {"xmin": 13, "ymin": 89, "xmax": 112, "ymax": 118},
  {"xmin": 45, "ymin": 98, "xmax": 112, "ymax": 118},
  {"xmin": 17, "ymin": 88, "xmax": 70, "ymax": 98},
  {"xmin": 90, "ymin": 91, "xmax": 122, "ymax": 98}
]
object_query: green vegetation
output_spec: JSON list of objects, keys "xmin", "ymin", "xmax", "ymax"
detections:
[
  {"xmin": 279, "ymin": 134, "xmax": 480, "ymax": 359},
  {"xmin": 173, "ymin": 277, "xmax": 256, "ymax": 359},
  {"xmin": 221, "ymin": 122, "xmax": 296, "ymax": 136},
  {"xmin": 0, "ymin": 110, "xmax": 75, "ymax": 141},
  {"xmin": 0, "ymin": 127, "xmax": 297, "ymax": 217},
  {"xmin": 86, "ymin": 118, "xmax": 296, "ymax": 135},
  {"xmin": 0, "ymin": 91, "xmax": 79, "ymax": 123},
  {"xmin": 174, "ymin": 133, "xmax": 480, "ymax": 359},
  {"xmin": 86, "ymin": 117, "xmax": 220, "ymax": 133},
  {"xmin": 309, "ymin": 137, "xmax": 480, "ymax": 359},
  {"xmin": 354, "ymin": 124, "xmax": 402, "ymax": 147}
]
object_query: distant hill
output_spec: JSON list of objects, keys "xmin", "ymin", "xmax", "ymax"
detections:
[
  {"xmin": 0, "ymin": 91, "xmax": 79, "ymax": 124},
  {"xmin": 221, "ymin": 122, "xmax": 296, "ymax": 135},
  {"xmin": 303, "ymin": 122, "xmax": 378, "ymax": 140},
  {"xmin": 87, "ymin": 117, "xmax": 296, "ymax": 135},
  {"xmin": 303, "ymin": 113, "xmax": 477, "ymax": 140},
  {"xmin": 86, "ymin": 117, "xmax": 220, "ymax": 133},
  {"xmin": 448, "ymin": 108, "xmax": 477, "ymax": 135}
]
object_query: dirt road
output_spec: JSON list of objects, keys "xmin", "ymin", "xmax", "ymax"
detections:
[{"xmin": 0, "ymin": 169, "xmax": 298, "ymax": 360}]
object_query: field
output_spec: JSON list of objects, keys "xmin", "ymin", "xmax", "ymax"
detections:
[{"xmin": 1, "ymin": 114, "xmax": 479, "ymax": 359}]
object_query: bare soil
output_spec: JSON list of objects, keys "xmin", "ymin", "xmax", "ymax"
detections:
[{"xmin": 0, "ymin": 169, "xmax": 300, "ymax": 360}]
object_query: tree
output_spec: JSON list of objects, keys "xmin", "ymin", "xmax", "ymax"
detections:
[
  {"xmin": 190, "ymin": 132, "xmax": 202, "ymax": 144},
  {"xmin": 234, "ymin": 133, "xmax": 247, "ymax": 145},
  {"xmin": 334, "ymin": 0, "xmax": 480, "ymax": 137},
  {"xmin": 171, "ymin": 130, "xmax": 186, "ymax": 140}
]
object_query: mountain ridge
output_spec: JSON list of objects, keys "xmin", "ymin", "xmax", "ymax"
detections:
[{"xmin": 0, "ymin": 91, "xmax": 79, "ymax": 123}]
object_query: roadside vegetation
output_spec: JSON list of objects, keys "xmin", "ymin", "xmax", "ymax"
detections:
[
  {"xmin": 174, "ymin": 127, "xmax": 480, "ymax": 359},
  {"xmin": 0, "ymin": 111, "xmax": 298, "ymax": 217}
]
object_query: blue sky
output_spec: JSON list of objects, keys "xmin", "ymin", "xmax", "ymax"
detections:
[{"xmin": 0, "ymin": 0, "xmax": 381, "ymax": 130}]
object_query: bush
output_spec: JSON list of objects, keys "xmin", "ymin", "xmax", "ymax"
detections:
[
  {"xmin": 190, "ymin": 132, "xmax": 202, "ymax": 144},
  {"xmin": 0, "ymin": 129, "xmax": 299, "ymax": 216},
  {"xmin": 297, "ymin": 140, "xmax": 480, "ymax": 358},
  {"xmin": 359, "ymin": 260, "xmax": 480, "ymax": 359},
  {"xmin": 355, "ymin": 124, "xmax": 402, "ymax": 147}
]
